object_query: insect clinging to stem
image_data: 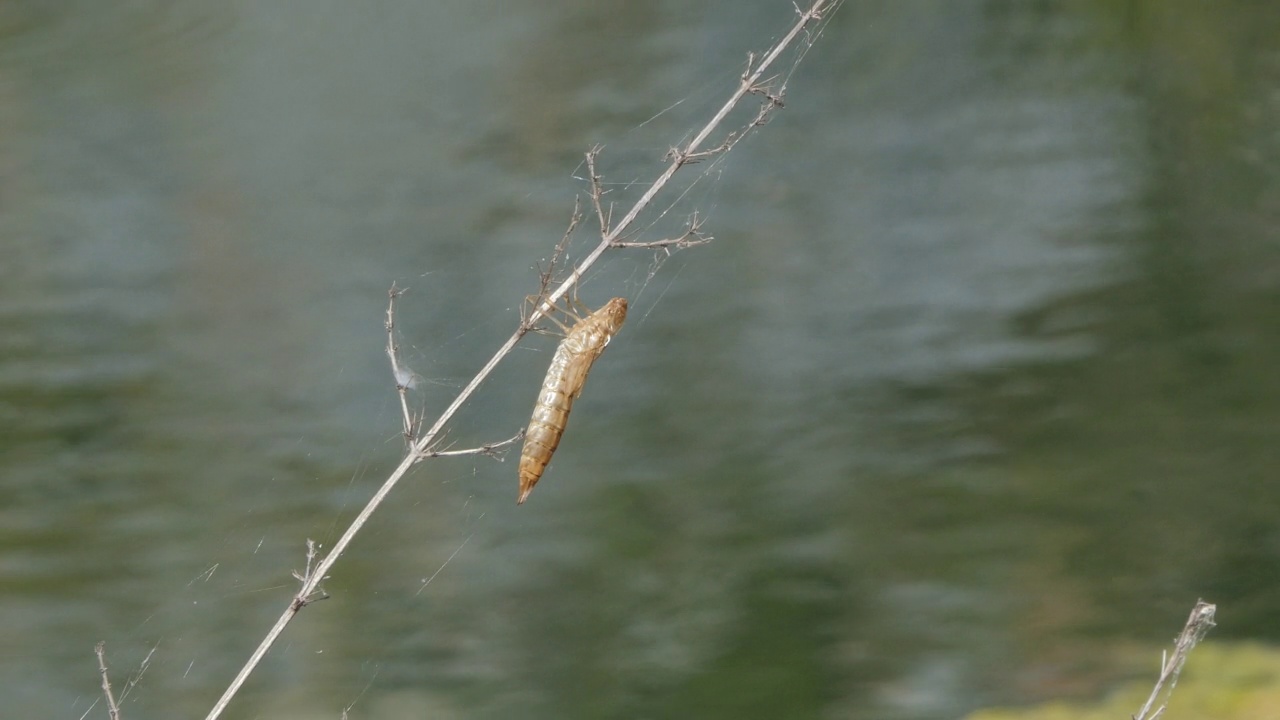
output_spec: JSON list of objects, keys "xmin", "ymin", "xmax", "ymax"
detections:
[{"xmin": 518, "ymin": 296, "xmax": 628, "ymax": 504}]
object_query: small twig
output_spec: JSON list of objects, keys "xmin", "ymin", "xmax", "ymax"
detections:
[
  {"xmin": 662, "ymin": 58, "xmax": 791, "ymax": 168},
  {"xmin": 531, "ymin": 197, "xmax": 584, "ymax": 316},
  {"xmin": 585, "ymin": 147, "xmax": 613, "ymax": 236},
  {"xmin": 557, "ymin": 196, "xmax": 584, "ymax": 265},
  {"xmin": 289, "ymin": 539, "xmax": 330, "ymax": 610},
  {"xmin": 525, "ymin": 198, "xmax": 587, "ymax": 336},
  {"xmin": 747, "ymin": 79, "xmax": 787, "ymax": 128},
  {"xmin": 610, "ymin": 212, "xmax": 712, "ymax": 250},
  {"xmin": 95, "ymin": 642, "xmax": 122, "ymax": 720},
  {"xmin": 1133, "ymin": 600, "xmax": 1217, "ymax": 720},
  {"xmin": 384, "ymin": 283, "xmax": 420, "ymax": 445},
  {"xmin": 748, "ymin": 73, "xmax": 786, "ymax": 104},
  {"xmin": 418, "ymin": 429, "xmax": 524, "ymax": 460},
  {"xmin": 664, "ymin": 135, "xmax": 736, "ymax": 167}
]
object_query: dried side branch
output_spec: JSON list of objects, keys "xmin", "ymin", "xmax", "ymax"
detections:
[
  {"xmin": 289, "ymin": 539, "xmax": 330, "ymax": 610},
  {"xmin": 530, "ymin": 197, "xmax": 585, "ymax": 326},
  {"xmin": 1133, "ymin": 600, "xmax": 1217, "ymax": 720},
  {"xmin": 418, "ymin": 429, "xmax": 524, "ymax": 460},
  {"xmin": 203, "ymin": 4, "xmax": 840, "ymax": 718},
  {"xmin": 384, "ymin": 283, "xmax": 420, "ymax": 445},
  {"xmin": 610, "ymin": 212, "xmax": 712, "ymax": 250},
  {"xmin": 95, "ymin": 642, "xmax": 122, "ymax": 720},
  {"xmin": 585, "ymin": 146, "xmax": 612, "ymax": 237},
  {"xmin": 523, "ymin": 0, "xmax": 835, "ymax": 328}
]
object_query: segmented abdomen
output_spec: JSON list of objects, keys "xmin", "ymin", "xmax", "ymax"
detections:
[{"xmin": 517, "ymin": 297, "xmax": 627, "ymax": 504}]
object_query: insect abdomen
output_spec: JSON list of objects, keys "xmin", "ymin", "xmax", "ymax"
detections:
[{"xmin": 517, "ymin": 297, "xmax": 627, "ymax": 504}]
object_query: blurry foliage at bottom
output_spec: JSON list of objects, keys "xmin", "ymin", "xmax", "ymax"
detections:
[{"xmin": 967, "ymin": 643, "xmax": 1280, "ymax": 720}]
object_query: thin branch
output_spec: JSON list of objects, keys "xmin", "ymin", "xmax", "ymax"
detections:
[
  {"xmin": 610, "ymin": 212, "xmax": 712, "ymax": 250},
  {"xmin": 585, "ymin": 146, "xmax": 613, "ymax": 237},
  {"xmin": 1133, "ymin": 599, "xmax": 1217, "ymax": 720},
  {"xmin": 531, "ymin": 197, "xmax": 584, "ymax": 318},
  {"xmin": 525, "ymin": 0, "xmax": 834, "ymax": 322},
  {"xmin": 289, "ymin": 539, "xmax": 330, "ymax": 610},
  {"xmin": 384, "ymin": 283, "xmax": 419, "ymax": 445},
  {"xmin": 203, "ymin": 4, "xmax": 839, "ymax": 718},
  {"xmin": 418, "ymin": 429, "xmax": 524, "ymax": 460},
  {"xmin": 95, "ymin": 642, "xmax": 122, "ymax": 720},
  {"xmin": 665, "ymin": 134, "xmax": 736, "ymax": 166}
]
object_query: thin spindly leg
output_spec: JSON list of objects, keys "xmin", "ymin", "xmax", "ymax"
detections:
[{"xmin": 524, "ymin": 293, "xmax": 577, "ymax": 335}]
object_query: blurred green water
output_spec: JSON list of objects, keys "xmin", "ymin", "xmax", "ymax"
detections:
[{"xmin": 1, "ymin": 1, "xmax": 1278, "ymax": 718}]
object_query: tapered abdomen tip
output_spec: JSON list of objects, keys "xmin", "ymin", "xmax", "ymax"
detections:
[{"xmin": 517, "ymin": 470, "xmax": 537, "ymax": 504}]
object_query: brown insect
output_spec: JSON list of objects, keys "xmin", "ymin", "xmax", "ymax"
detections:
[{"xmin": 518, "ymin": 296, "xmax": 628, "ymax": 504}]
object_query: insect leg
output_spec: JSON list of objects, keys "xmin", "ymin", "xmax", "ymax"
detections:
[{"xmin": 525, "ymin": 293, "xmax": 587, "ymax": 335}]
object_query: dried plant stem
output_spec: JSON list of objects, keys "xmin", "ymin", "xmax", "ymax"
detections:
[
  {"xmin": 95, "ymin": 642, "xmax": 122, "ymax": 720},
  {"xmin": 384, "ymin": 283, "xmax": 419, "ymax": 444},
  {"xmin": 418, "ymin": 430, "xmax": 524, "ymax": 460},
  {"xmin": 609, "ymin": 211, "xmax": 712, "ymax": 250},
  {"xmin": 203, "ymin": 3, "xmax": 838, "ymax": 718},
  {"xmin": 1133, "ymin": 600, "xmax": 1217, "ymax": 720}
]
